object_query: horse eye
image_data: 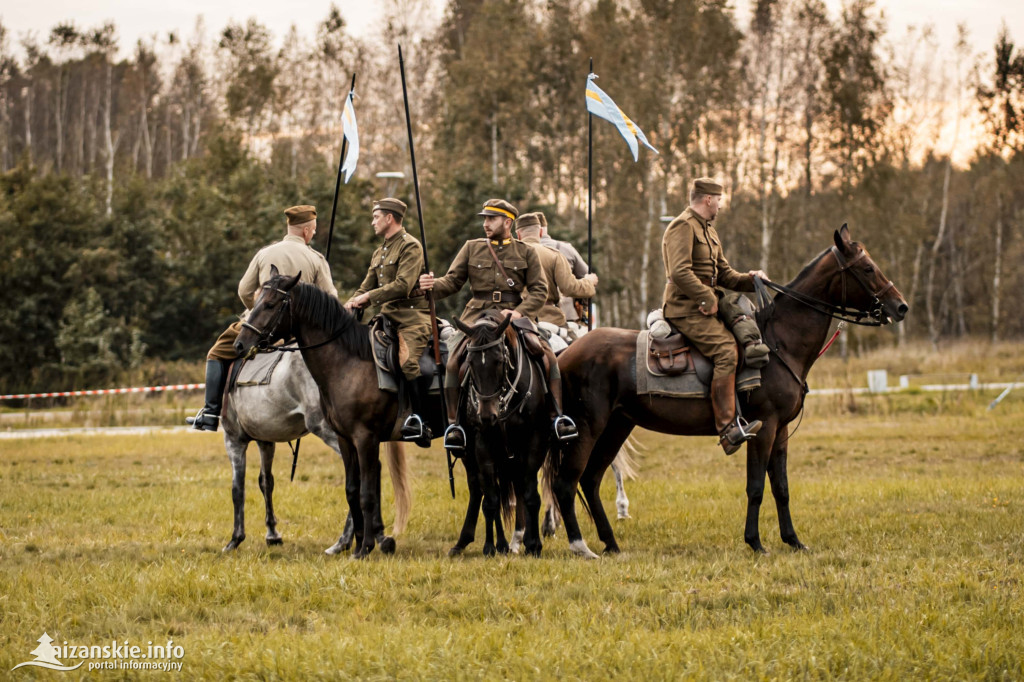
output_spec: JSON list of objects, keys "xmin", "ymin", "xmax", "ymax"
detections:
[
  {"xmin": 864, "ymin": 266, "xmax": 874, "ymax": 275},
  {"xmin": 265, "ymin": 301, "xmax": 276, "ymax": 310}
]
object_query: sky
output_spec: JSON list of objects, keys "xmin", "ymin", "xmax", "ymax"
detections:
[{"xmin": 2, "ymin": 0, "xmax": 1022, "ymax": 60}]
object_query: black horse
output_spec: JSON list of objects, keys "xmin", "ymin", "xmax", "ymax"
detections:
[
  {"xmin": 549, "ymin": 225, "xmax": 909, "ymax": 557},
  {"xmin": 448, "ymin": 311, "xmax": 550, "ymax": 557}
]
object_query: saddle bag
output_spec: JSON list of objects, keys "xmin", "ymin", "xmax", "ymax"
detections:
[
  {"xmin": 718, "ymin": 293, "xmax": 769, "ymax": 369},
  {"xmin": 647, "ymin": 333, "xmax": 695, "ymax": 377}
]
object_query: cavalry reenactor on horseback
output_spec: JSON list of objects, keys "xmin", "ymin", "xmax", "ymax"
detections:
[
  {"xmin": 417, "ymin": 199, "xmax": 579, "ymax": 451},
  {"xmin": 343, "ymin": 198, "xmax": 433, "ymax": 447},
  {"xmin": 187, "ymin": 205, "xmax": 339, "ymax": 431},
  {"xmin": 535, "ymin": 212, "xmax": 591, "ymax": 335},
  {"xmin": 661, "ymin": 178, "xmax": 769, "ymax": 455},
  {"xmin": 514, "ymin": 211, "xmax": 598, "ymax": 350}
]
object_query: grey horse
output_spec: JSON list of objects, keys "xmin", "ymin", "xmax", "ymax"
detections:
[{"xmin": 219, "ymin": 349, "xmax": 411, "ymax": 554}]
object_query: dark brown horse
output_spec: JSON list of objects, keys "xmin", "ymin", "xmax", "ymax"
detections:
[
  {"xmin": 549, "ymin": 225, "xmax": 908, "ymax": 557},
  {"xmin": 234, "ymin": 266, "xmax": 443, "ymax": 558},
  {"xmin": 449, "ymin": 311, "xmax": 551, "ymax": 557}
]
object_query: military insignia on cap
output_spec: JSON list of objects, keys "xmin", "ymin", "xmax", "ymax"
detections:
[{"xmin": 477, "ymin": 198, "xmax": 519, "ymax": 220}]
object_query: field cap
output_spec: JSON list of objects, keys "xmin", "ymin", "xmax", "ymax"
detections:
[
  {"xmin": 692, "ymin": 178, "xmax": 723, "ymax": 196},
  {"xmin": 477, "ymin": 199, "xmax": 519, "ymax": 220},
  {"xmin": 285, "ymin": 205, "xmax": 317, "ymax": 225},
  {"xmin": 515, "ymin": 212, "xmax": 542, "ymax": 230},
  {"xmin": 373, "ymin": 197, "xmax": 407, "ymax": 219}
]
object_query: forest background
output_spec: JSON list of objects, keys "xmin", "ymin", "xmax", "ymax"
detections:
[{"xmin": 1, "ymin": 0, "xmax": 1023, "ymax": 395}]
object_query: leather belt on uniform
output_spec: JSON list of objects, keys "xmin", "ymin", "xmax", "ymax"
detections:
[
  {"xmin": 476, "ymin": 291, "xmax": 522, "ymax": 304},
  {"xmin": 698, "ymin": 275, "xmax": 717, "ymax": 287}
]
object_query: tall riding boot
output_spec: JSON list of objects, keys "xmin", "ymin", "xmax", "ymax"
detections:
[
  {"xmin": 186, "ymin": 360, "xmax": 228, "ymax": 431},
  {"xmin": 710, "ymin": 374, "xmax": 761, "ymax": 455},
  {"xmin": 442, "ymin": 357, "xmax": 466, "ymax": 452},
  {"xmin": 542, "ymin": 348, "xmax": 578, "ymax": 442},
  {"xmin": 400, "ymin": 381, "xmax": 433, "ymax": 448}
]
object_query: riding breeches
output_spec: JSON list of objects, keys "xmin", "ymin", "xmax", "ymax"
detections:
[
  {"xmin": 665, "ymin": 314, "xmax": 738, "ymax": 379},
  {"xmin": 207, "ymin": 320, "xmax": 244, "ymax": 361},
  {"xmin": 398, "ymin": 323, "xmax": 432, "ymax": 381}
]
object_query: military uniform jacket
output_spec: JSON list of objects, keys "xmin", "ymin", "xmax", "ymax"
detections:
[
  {"xmin": 348, "ymin": 228, "xmax": 429, "ymax": 329},
  {"xmin": 662, "ymin": 207, "xmax": 752, "ymax": 318},
  {"xmin": 432, "ymin": 237, "xmax": 546, "ymax": 322},
  {"xmin": 521, "ymin": 236, "xmax": 596, "ymax": 327},
  {"xmin": 238, "ymin": 234, "xmax": 338, "ymax": 309}
]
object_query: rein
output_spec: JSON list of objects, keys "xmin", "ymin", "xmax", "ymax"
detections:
[
  {"xmin": 241, "ymin": 285, "xmax": 349, "ymax": 357},
  {"xmin": 463, "ymin": 326, "xmax": 532, "ymax": 418}
]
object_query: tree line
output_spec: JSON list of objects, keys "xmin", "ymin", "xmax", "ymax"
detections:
[{"xmin": 1, "ymin": 0, "xmax": 1023, "ymax": 394}]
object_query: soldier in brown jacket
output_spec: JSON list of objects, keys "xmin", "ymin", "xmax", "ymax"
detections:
[
  {"xmin": 514, "ymin": 212, "xmax": 598, "ymax": 344},
  {"xmin": 187, "ymin": 205, "xmax": 339, "ymax": 431},
  {"xmin": 662, "ymin": 178, "xmax": 769, "ymax": 454},
  {"xmin": 344, "ymin": 198, "xmax": 433, "ymax": 446},
  {"xmin": 418, "ymin": 199, "xmax": 578, "ymax": 450}
]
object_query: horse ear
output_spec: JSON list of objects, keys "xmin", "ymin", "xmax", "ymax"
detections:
[
  {"xmin": 283, "ymin": 271, "xmax": 301, "ymax": 289},
  {"xmin": 834, "ymin": 223, "xmax": 851, "ymax": 251},
  {"xmin": 496, "ymin": 313, "xmax": 513, "ymax": 335},
  {"xmin": 454, "ymin": 317, "xmax": 473, "ymax": 336},
  {"xmin": 269, "ymin": 264, "xmax": 280, "ymax": 279}
]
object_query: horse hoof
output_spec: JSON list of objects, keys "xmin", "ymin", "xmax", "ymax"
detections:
[
  {"xmin": 789, "ymin": 541, "xmax": 810, "ymax": 552},
  {"xmin": 483, "ymin": 544, "xmax": 496, "ymax": 557},
  {"xmin": 568, "ymin": 540, "xmax": 599, "ymax": 560},
  {"xmin": 222, "ymin": 537, "xmax": 244, "ymax": 552},
  {"xmin": 379, "ymin": 536, "xmax": 396, "ymax": 555},
  {"xmin": 352, "ymin": 548, "xmax": 373, "ymax": 560},
  {"xmin": 324, "ymin": 542, "xmax": 346, "ymax": 555},
  {"xmin": 447, "ymin": 545, "xmax": 465, "ymax": 557},
  {"xmin": 266, "ymin": 536, "xmax": 283, "ymax": 546},
  {"xmin": 616, "ymin": 511, "xmax": 631, "ymax": 520},
  {"xmin": 603, "ymin": 545, "xmax": 620, "ymax": 555}
]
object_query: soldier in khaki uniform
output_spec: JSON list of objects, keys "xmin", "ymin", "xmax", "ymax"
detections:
[
  {"xmin": 536, "ymin": 212, "xmax": 590, "ymax": 331},
  {"xmin": 514, "ymin": 212, "xmax": 598, "ymax": 344},
  {"xmin": 662, "ymin": 178, "xmax": 769, "ymax": 454},
  {"xmin": 344, "ymin": 198, "xmax": 433, "ymax": 446},
  {"xmin": 187, "ymin": 205, "xmax": 339, "ymax": 431},
  {"xmin": 418, "ymin": 199, "xmax": 578, "ymax": 450}
]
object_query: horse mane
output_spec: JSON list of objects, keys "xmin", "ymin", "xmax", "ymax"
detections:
[
  {"xmin": 290, "ymin": 283, "xmax": 373, "ymax": 360},
  {"xmin": 786, "ymin": 248, "xmax": 831, "ymax": 288}
]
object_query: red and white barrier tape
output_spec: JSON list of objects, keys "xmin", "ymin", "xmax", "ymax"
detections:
[{"xmin": 0, "ymin": 384, "xmax": 204, "ymax": 401}]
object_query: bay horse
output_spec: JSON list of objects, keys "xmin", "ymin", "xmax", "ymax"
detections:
[
  {"xmin": 549, "ymin": 225, "xmax": 908, "ymax": 557},
  {"xmin": 220, "ymin": 349, "xmax": 410, "ymax": 554},
  {"xmin": 449, "ymin": 311, "xmax": 551, "ymax": 557},
  {"xmin": 234, "ymin": 266, "xmax": 445, "ymax": 558}
]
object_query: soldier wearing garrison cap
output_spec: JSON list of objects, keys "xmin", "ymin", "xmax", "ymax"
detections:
[
  {"xmin": 344, "ymin": 198, "xmax": 433, "ymax": 446},
  {"xmin": 534, "ymin": 211, "xmax": 592, "ymax": 334},
  {"xmin": 515, "ymin": 211, "xmax": 598, "ymax": 346},
  {"xmin": 661, "ymin": 178, "xmax": 769, "ymax": 454},
  {"xmin": 187, "ymin": 204, "xmax": 339, "ymax": 431},
  {"xmin": 418, "ymin": 198, "xmax": 578, "ymax": 449}
]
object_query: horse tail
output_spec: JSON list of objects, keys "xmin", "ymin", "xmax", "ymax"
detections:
[
  {"xmin": 541, "ymin": 451, "xmax": 558, "ymax": 517},
  {"xmin": 383, "ymin": 442, "xmax": 411, "ymax": 535},
  {"xmin": 612, "ymin": 435, "xmax": 642, "ymax": 480}
]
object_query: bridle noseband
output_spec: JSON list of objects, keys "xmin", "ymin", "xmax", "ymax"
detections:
[
  {"xmin": 462, "ymin": 325, "xmax": 530, "ymax": 416},
  {"xmin": 239, "ymin": 283, "xmax": 348, "ymax": 358}
]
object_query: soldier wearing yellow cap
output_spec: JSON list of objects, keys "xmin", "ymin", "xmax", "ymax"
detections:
[
  {"xmin": 418, "ymin": 198, "xmax": 578, "ymax": 449},
  {"xmin": 344, "ymin": 198, "xmax": 433, "ymax": 446},
  {"xmin": 661, "ymin": 178, "xmax": 769, "ymax": 454},
  {"xmin": 186, "ymin": 204, "xmax": 339, "ymax": 431}
]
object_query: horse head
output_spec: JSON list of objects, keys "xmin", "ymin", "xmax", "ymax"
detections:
[
  {"xmin": 827, "ymin": 224, "xmax": 908, "ymax": 324},
  {"xmin": 455, "ymin": 311, "xmax": 515, "ymax": 428},
  {"xmin": 235, "ymin": 264, "xmax": 301, "ymax": 359}
]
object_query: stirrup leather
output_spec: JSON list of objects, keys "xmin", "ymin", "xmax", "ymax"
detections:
[
  {"xmin": 443, "ymin": 424, "xmax": 466, "ymax": 451},
  {"xmin": 553, "ymin": 415, "xmax": 579, "ymax": 442}
]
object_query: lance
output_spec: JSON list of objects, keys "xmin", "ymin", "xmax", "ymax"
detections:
[
  {"xmin": 325, "ymin": 73, "xmax": 357, "ymax": 262},
  {"xmin": 398, "ymin": 43, "xmax": 456, "ymax": 499},
  {"xmin": 586, "ymin": 57, "xmax": 594, "ymax": 330}
]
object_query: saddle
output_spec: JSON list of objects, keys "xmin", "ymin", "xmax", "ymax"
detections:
[
  {"xmin": 226, "ymin": 345, "xmax": 290, "ymax": 393},
  {"xmin": 643, "ymin": 329, "xmax": 761, "ymax": 394},
  {"xmin": 370, "ymin": 315, "xmax": 449, "ymax": 394}
]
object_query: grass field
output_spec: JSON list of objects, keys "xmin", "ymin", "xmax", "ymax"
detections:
[{"xmin": 1, "ymin": 382, "xmax": 1022, "ymax": 680}]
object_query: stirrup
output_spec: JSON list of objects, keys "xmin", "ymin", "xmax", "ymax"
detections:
[
  {"xmin": 401, "ymin": 414, "xmax": 432, "ymax": 448},
  {"xmin": 186, "ymin": 408, "xmax": 219, "ymax": 432},
  {"xmin": 443, "ymin": 424, "xmax": 466, "ymax": 452},
  {"xmin": 553, "ymin": 415, "xmax": 579, "ymax": 442},
  {"xmin": 719, "ymin": 417, "xmax": 762, "ymax": 455}
]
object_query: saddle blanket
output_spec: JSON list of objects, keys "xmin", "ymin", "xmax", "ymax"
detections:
[
  {"xmin": 634, "ymin": 331, "xmax": 760, "ymax": 399},
  {"xmin": 235, "ymin": 348, "xmax": 289, "ymax": 387}
]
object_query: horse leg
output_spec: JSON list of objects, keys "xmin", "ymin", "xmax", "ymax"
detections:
[
  {"xmin": 353, "ymin": 434, "xmax": 383, "ymax": 559},
  {"xmin": 580, "ymin": 416, "xmax": 633, "ymax": 554},
  {"xmin": 479, "ymin": 455, "xmax": 500, "ymax": 558},
  {"xmin": 449, "ymin": 439, "xmax": 482, "ymax": 556},
  {"xmin": 256, "ymin": 441, "xmax": 283, "ymax": 546},
  {"xmin": 743, "ymin": 424, "xmax": 775, "ymax": 554},
  {"xmin": 372, "ymin": 466, "xmax": 395, "ymax": 555},
  {"xmin": 552, "ymin": 436, "xmax": 598, "ymax": 560},
  {"xmin": 325, "ymin": 440, "xmax": 362, "ymax": 555},
  {"xmin": 223, "ymin": 437, "xmax": 248, "ymax": 552},
  {"xmin": 767, "ymin": 425, "xmax": 808, "ymax": 551},
  {"xmin": 521, "ymin": 446, "xmax": 545, "ymax": 557},
  {"xmin": 611, "ymin": 460, "xmax": 630, "ymax": 520},
  {"xmin": 310, "ymin": 418, "xmax": 356, "ymax": 552},
  {"xmin": 509, "ymin": 487, "xmax": 525, "ymax": 555}
]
